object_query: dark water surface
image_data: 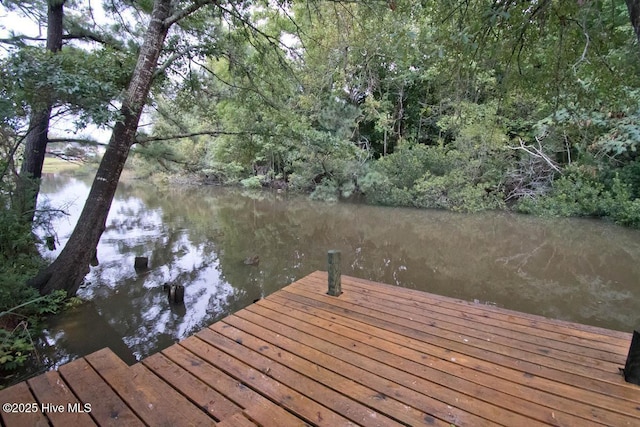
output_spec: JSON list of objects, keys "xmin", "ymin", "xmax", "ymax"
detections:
[{"xmin": 37, "ymin": 173, "xmax": 640, "ymax": 367}]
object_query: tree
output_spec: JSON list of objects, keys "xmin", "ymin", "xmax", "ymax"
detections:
[
  {"xmin": 30, "ymin": 0, "xmax": 174, "ymax": 295},
  {"xmin": 3, "ymin": 0, "xmax": 131, "ymax": 224},
  {"xmin": 30, "ymin": 0, "xmax": 284, "ymax": 295},
  {"xmin": 15, "ymin": 0, "xmax": 65, "ymax": 223},
  {"xmin": 627, "ymin": 0, "xmax": 640, "ymax": 45}
]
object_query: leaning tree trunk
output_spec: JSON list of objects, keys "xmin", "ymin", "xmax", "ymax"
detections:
[
  {"xmin": 627, "ymin": 0, "xmax": 640, "ymax": 47},
  {"xmin": 17, "ymin": 0, "xmax": 65, "ymax": 222},
  {"xmin": 30, "ymin": 0, "xmax": 172, "ymax": 296}
]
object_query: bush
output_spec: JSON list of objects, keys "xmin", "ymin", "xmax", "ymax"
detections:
[
  {"xmin": 0, "ymin": 290, "xmax": 66, "ymax": 371},
  {"xmin": 516, "ymin": 166, "xmax": 640, "ymax": 227},
  {"xmin": 0, "ymin": 192, "xmax": 69, "ymax": 378},
  {"xmin": 607, "ymin": 177, "xmax": 640, "ymax": 228},
  {"xmin": 359, "ymin": 170, "xmax": 411, "ymax": 206},
  {"xmin": 415, "ymin": 170, "xmax": 504, "ymax": 212},
  {"xmin": 0, "ymin": 207, "xmax": 34, "ymax": 256},
  {"xmin": 516, "ymin": 167, "xmax": 607, "ymax": 217},
  {"xmin": 610, "ymin": 161, "xmax": 640, "ymax": 199},
  {"xmin": 240, "ymin": 175, "xmax": 263, "ymax": 189},
  {"xmin": 310, "ymin": 179, "xmax": 339, "ymax": 202},
  {"xmin": 0, "ymin": 247, "xmax": 68, "ymax": 377},
  {"xmin": 361, "ymin": 139, "xmax": 507, "ymax": 212},
  {"xmin": 0, "ymin": 327, "xmax": 34, "ymax": 371}
]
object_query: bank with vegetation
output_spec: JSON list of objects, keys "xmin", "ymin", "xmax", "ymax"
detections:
[
  {"xmin": 0, "ymin": 201, "xmax": 68, "ymax": 386},
  {"xmin": 128, "ymin": 2, "xmax": 640, "ymax": 227}
]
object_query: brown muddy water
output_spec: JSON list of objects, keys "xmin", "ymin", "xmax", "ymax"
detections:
[{"xmin": 35, "ymin": 173, "xmax": 640, "ymax": 370}]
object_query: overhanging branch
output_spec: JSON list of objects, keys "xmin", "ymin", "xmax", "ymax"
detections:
[
  {"xmin": 164, "ymin": 0, "xmax": 215, "ymax": 27},
  {"xmin": 48, "ymin": 129, "xmax": 277, "ymax": 147},
  {"xmin": 508, "ymin": 137, "xmax": 562, "ymax": 173},
  {"xmin": 47, "ymin": 137, "xmax": 109, "ymax": 146},
  {"xmin": 135, "ymin": 130, "xmax": 276, "ymax": 143},
  {"xmin": 0, "ymin": 31, "xmax": 123, "ymax": 49}
]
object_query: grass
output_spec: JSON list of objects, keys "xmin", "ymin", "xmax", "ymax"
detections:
[{"xmin": 41, "ymin": 157, "xmax": 82, "ymax": 174}]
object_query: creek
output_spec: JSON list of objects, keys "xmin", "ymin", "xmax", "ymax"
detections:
[{"xmin": 37, "ymin": 172, "xmax": 640, "ymax": 367}]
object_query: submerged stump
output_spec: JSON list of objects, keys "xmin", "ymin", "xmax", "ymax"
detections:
[
  {"xmin": 134, "ymin": 256, "xmax": 149, "ymax": 270},
  {"xmin": 163, "ymin": 283, "xmax": 185, "ymax": 304}
]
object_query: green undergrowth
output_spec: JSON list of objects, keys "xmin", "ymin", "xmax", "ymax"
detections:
[
  {"xmin": 516, "ymin": 166, "xmax": 640, "ymax": 228},
  {"xmin": 0, "ymin": 203, "xmax": 76, "ymax": 387}
]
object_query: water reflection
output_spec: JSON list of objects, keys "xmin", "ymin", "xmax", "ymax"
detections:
[{"xmin": 38, "ymin": 173, "xmax": 640, "ymax": 369}]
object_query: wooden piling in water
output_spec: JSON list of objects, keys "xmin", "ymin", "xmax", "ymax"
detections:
[
  {"xmin": 327, "ymin": 250, "xmax": 342, "ymax": 296},
  {"xmin": 134, "ymin": 256, "xmax": 148, "ymax": 270}
]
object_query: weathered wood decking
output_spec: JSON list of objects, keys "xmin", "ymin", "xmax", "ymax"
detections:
[{"xmin": 1, "ymin": 271, "xmax": 640, "ymax": 426}]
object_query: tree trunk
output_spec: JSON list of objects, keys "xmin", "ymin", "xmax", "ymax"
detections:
[
  {"xmin": 30, "ymin": 0, "xmax": 172, "ymax": 296},
  {"xmin": 627, "ymin": 0, "xmax": 640, "ymax": 46},
  {"xmin": 17, "ymin": 0, "xmax": 65, "ymax": 222}
]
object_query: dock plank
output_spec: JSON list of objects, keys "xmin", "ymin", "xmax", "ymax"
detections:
[
  {"xmin": 142, "ymin": 352, "xmax": 242, "ymax": 421},
  {"xmin": 330, "ymin": 272, "xmax": 631, "ymax": 342},
  {"xmin": 0, "ymin": 382, "xmax": 48, "ymax": 427},
  {"xmin": 181, "ymin": 334, "xmax": 357, "ymax": 426},
  {"xmin": 299, "ymin": 275, "xmax": 625, "ymax": 366},
  {"xmin": 161, "ymin": 344, "xmax": 306, "ymax": 427},
  {"xmin": 347, "ymin": 275, "xmax": 630, "ymax": 348},
  {"xmin": 216, "ymin": 412, "xmax": 257, "ymax": 427},
  {"xmin": 197, "ymin": 325, "xmax": 402, "ymax": 427},
  {"xmin": 322, "ymin": 275, "xmax": 627, "ymax": 358},
  {"xmin": 265, "ymin": 288, "xmax": 638, "ymax": 402},
  {"xmin": 27, "ymin": 370, "xmax": 96, "ymax": 427},
  {"xmin": 300, "ymin": 275, "xmax": 638, "ymax": 395},
  {"xmin": 58, "ymin": 357, "xmax": 144, "ymax": 427},
  {"xmin": 250, "ymin": 298, "xmax": 586, "ymax": 426},
  {"xmin": 85, "ymin": 348, "xmax": 213, "ymax": 427},
  {"xmin": 230, "ymin": 309, "xmax": 456, "ymax": 427},
  {"xmin": 211, "ymin": 317, "xmax": 437, "ymax": 426}
]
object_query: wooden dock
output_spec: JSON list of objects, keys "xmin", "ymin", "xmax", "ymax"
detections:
[{"xmin": 1, "ymin": 271, "xmax": 640, "ymax": 426}]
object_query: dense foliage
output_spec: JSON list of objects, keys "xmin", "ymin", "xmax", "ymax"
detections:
[
  {"xmin": 129, "ymin": 1, "xmax": 640, "ymax": 226},
  {"xmin": 0, "ymin": 184, "xmax": 67, "ymax": 380}
]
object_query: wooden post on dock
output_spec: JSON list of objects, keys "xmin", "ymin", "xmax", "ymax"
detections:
[{"xmin": 327, "ymin": 250, "xmax": 342, "ymax": 296}]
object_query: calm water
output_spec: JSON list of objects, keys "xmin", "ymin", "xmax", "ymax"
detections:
[{"xmin": 36, "ymin": 173, "xmax": 640, "ymax": 368}]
